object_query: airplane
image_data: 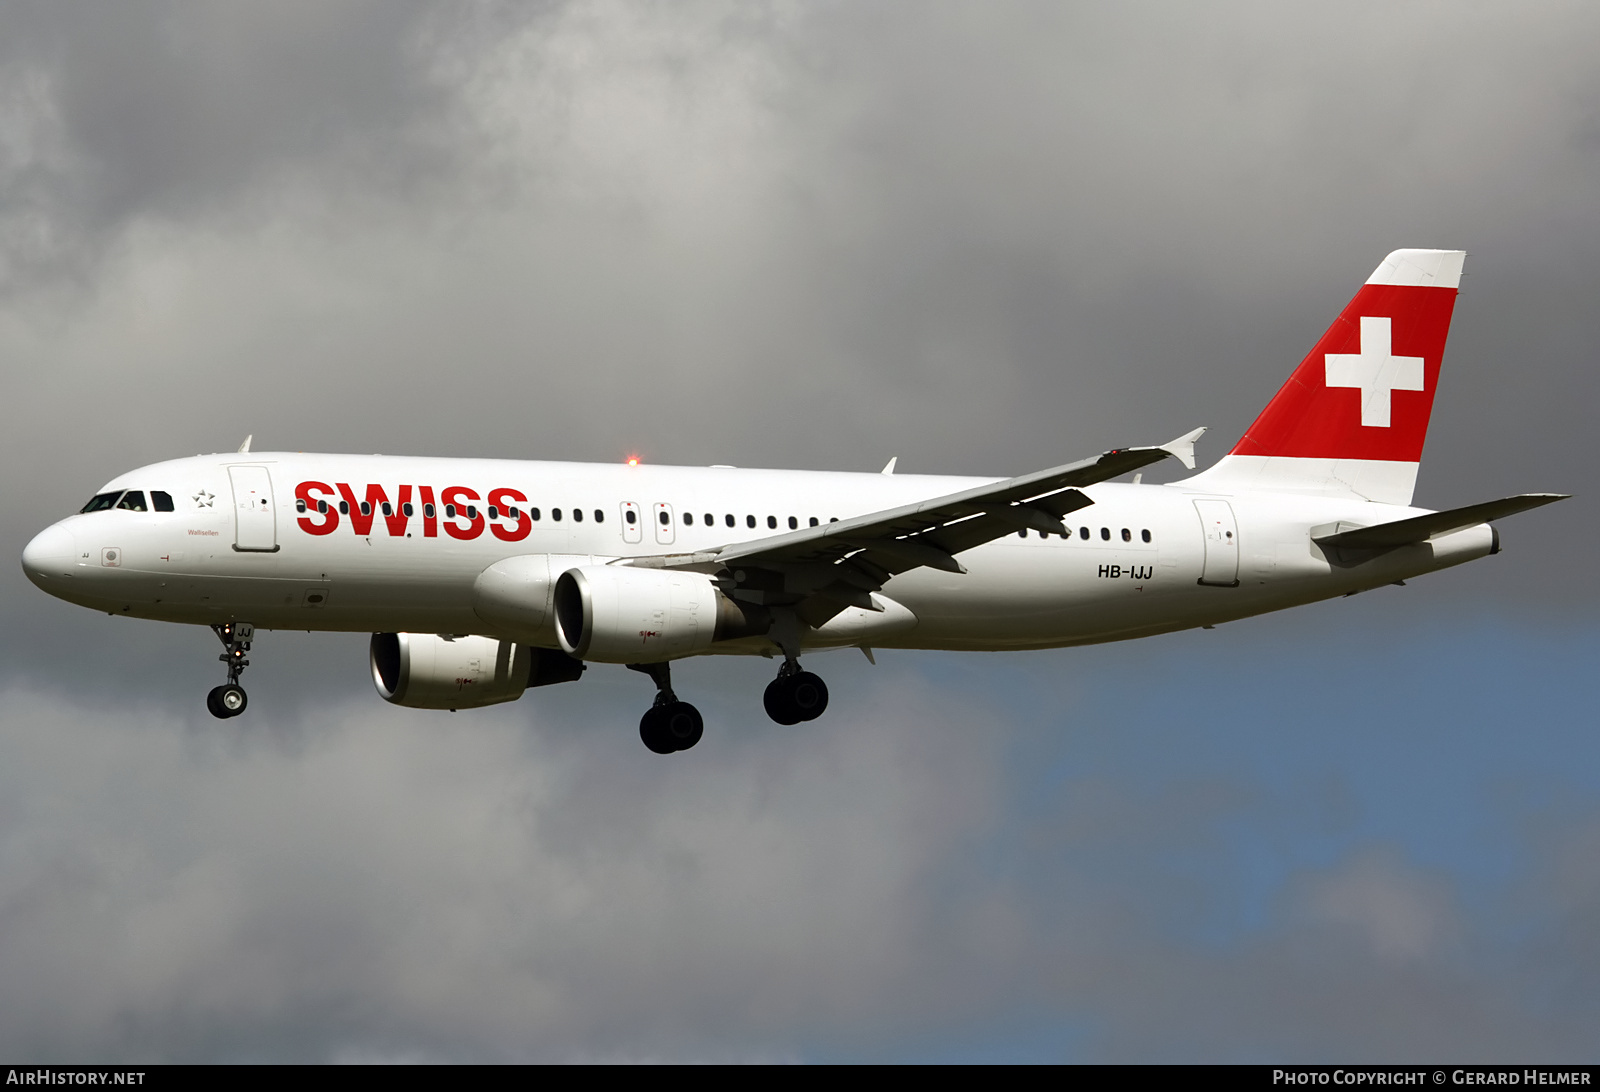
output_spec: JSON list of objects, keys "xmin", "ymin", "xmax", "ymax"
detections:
[{"xmin": 21, "ymin": 249, "xmax": 1567, "ymax": 753}]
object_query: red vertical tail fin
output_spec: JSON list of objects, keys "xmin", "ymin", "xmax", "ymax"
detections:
[{"xmin": 1185, "ymin": 249, "xmax": 1464, "ymax": 505}]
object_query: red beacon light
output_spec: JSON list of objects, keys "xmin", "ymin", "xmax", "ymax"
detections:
[{"xmin": 626, "ymin": 455, "xmax": 640, "ymax": 467}]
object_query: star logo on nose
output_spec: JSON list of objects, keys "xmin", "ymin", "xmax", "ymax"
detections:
[{"xmin": 193, "ymin": 490, "xmax": 214, "ymax": 508}]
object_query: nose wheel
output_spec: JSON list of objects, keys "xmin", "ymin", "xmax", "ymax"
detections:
[
  {"xmin": 763, "ymin": 662, "xmax": 829, "ymax": 725},
  {"xmin": 206, "ymin": 683, "xmax": 248, "ymax": 718},
  {"xmin": 207, "ymin": 622, "xmax": 254, "ymax": 720},
  {"xmin": 627, "ymin": 662, "xmax": 704, "ymax": 754}
]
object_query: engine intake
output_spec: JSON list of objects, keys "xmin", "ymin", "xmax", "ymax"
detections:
[{"xmin": 370, "ymin": 632, "xmax": 583, "ymax": 710}]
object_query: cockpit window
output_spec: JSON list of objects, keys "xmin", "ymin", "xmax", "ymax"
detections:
[
  {"xmin": 151, "ymin": 491, "xmax": 175, "ymax": 512},
  {"xmin": 81, "ymin": 492, "xmax": 122, "ymax": 513},
  {"xmin": 116, "ymin": 491, "xmax": 148, "ymax": 512}
]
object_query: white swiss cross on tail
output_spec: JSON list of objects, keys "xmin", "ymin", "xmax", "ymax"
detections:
[{"xmin": 1323, "ymin": 315, "xmax": 1425, "ymax": 428}]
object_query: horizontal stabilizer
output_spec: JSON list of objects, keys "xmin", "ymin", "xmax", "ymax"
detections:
[{"xmin": 1314, "ymin": 493, "xmax": 1569, "ymax": 551}]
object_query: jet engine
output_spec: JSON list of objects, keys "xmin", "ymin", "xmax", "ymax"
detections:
[
  {"xmin": 473, "ymin": 553, "xmax": 604, "ymax": 645},
  {"xmin": 369, "ymin": 632, "xmax": 532, "ymax": 710},
  {"xmin": 553, "ymin": 565, "xmax": 768, "ymax": 663}
]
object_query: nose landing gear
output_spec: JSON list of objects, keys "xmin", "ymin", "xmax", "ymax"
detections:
[
  {"xmin": 763, "ymin": 661, "xmax": 829, "ymax": 725},
  {"xmin": 627, "ymin": 661, "xmax": 704, "ymax": 754},
  {"xmin": 206, "ymin": 622, "xmax": 253, "ymax": 719}
]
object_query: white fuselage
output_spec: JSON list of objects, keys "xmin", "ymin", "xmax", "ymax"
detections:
[{"xmin": 23, "ymin": 452, "xmax": 1496, "ymax": 656}]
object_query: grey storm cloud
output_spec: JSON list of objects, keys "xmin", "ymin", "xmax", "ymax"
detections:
[
  {"xmin": 1, "ymin": 0, "xmax": 1597, "ymax": 1062},
  {"xmin": 2, "ymin": 668, "xmax": 1597, "ymax": 1063},
  {"xmin": 3, "ymin": 3, "xmax": 1593, "ymax": 525},
  {"xmin": 0, "ymin": 1, "xmax": 458, "ymax": 278}
]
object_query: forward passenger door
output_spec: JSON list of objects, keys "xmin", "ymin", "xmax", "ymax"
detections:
[{"xmin": 228, "ymin": 466, "xmax": 278, "ymax": 552}]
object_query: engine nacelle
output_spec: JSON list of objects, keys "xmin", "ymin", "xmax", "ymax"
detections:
[
  {"xmin": 553, "ymin": 565, "xmax": 767, "ymax": 663},
  {"xmin": 473, "ymin": 553, "xmax": 602, "ymax": 645},
  {"xmin": 370, "ymin": 632, "xmax": 531, "ymax": 710}
]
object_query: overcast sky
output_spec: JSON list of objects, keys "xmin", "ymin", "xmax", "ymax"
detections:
[{"xmin": 1, "ymin": 1, "xmax": 1596, "ymax": 1062}]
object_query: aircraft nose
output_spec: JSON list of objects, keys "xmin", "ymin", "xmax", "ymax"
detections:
[{"xmin": 21, "ymin": 523, "xmax": 77, "ymax": 588}]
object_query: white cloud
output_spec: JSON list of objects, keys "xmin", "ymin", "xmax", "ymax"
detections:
[{"xmin": 1293, "ymin": 848, "xmax": 1461, "ymax": 962}]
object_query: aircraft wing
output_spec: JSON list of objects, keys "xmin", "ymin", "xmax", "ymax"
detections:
[{"xmin": 627, "ymin": 429, "xmax": 1205, "ymax": 623}]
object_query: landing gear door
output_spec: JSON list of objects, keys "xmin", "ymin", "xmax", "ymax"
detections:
[
  {"xmin": 1194, "ymin": 499, "xmax": 1238, "ymax": 587},
  {"xmin": 620, "ymin": 501, "xmax": 643, "ymax": 544},
  {"xmin": 652, "ymin": 502, "xmax": 675, "ymax": 546},
  {"xmin": 229, "ymin": 465, "xmax": 278, "ymax": 552}
]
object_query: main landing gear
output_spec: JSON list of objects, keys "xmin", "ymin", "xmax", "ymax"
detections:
[
  {"xmin": 206, "ymin": 621, "xmax": 253, "ymax": 719},
  {"xmin": 627, "ymin": 662, "xmax": 704, "ymax": 754},
  {"xmin": 763, "ymin": 660, "xmax": 829, "ymax": 725},
  {"xmin": 623, "ymin": 650, "xmax": 830, "ymax": 753}
]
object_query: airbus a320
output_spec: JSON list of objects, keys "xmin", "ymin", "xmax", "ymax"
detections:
[{"xmin": 22, "ymin": 249, "xmax": 1566, "ymax": 753}]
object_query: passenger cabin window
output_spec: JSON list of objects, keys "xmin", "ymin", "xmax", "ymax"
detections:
[
  {"xmin": 1100, "ymin": 527, "xmax": 1110, "ymax": 541},
  {"xmin": 788, "ymin": 516, "xmax": 798, "ymax": 530},
  {"xmin": 487, "ymin": 505, "xmax": 499, "ymax": 519},
  {"xmin": 594, "ymin": 509, "xmax": 604, "ymax": 523},
  {"xmin": 767, "ymin": 516, "xmax": 777, "ymax": 529},
  {"xmin": 746, "ymin": 515, "xmax": 756, "ymax": 528},
  {"xmin": 339, "ymin": 500, "xmax": 350, "ymax": 515},
  {"xmin": 151, "ymin": 491, "xmax": 175, "ymax": 512},
  {"xmin": 81, "ymin": 492, "xmax": 121, "ymax": 513},
  {"xmin": 404, "ymin": 503, "xmax": 415, "ymax": 517},
  {"xmin": 116, "ymin": 491, "xmax": 147, "ymax": 512},
  {"xmin": 703, "ymin": 513, "xmax": 713, "ymax": 526},
  {"xmin": 360, "ymin": 501, "xmax": 371, "ymax": 516},
  {"xmin": 1121, "ymin": 528, "xmax": 1131, "ymax": 542},
  {"xmin": 571, "ymin": 508, "xmax": 581, "ymax": 522},
  {"xmin": 725, "ymin": 514, "xmax": 735, "ymax": 527},
  {"xmin": 445, "ymin": 504, "xmax": 457, "ymax": 518},
  {"xmin": 296, "ymin": 499, "xmax": 307, "ymax": 513},
  {"xmin": 625, "ymin": 509, "xmax": 637, "ymax": 525},
  {"xmin": 1080, "ymin": 527, "xmax": 1089, "ymax": 539},
  {"xmin": 383, "ymin": 502, "xmax": 394, "ymax": 517},
  {"xmin": 1141, "ymin": 529, "xmax": 1151, "ymax": 542},
  {"xmin": 424, "ymin": 503, "xmax": 436, "ymax": 518},
  {"xmin": 530, "ymin": 507, "xmax": 540, "ymax": 521},
  {"xmin": 552, "ymin": 508, "xmax": 562, "ymax": 521},
  {"xmin": 319, "ymin": 500, "xmax": 330, "ymax": 514},
  {"xmin": 684, "ymin": 512, "xmax": 694, "ymax": 525},
  {"xmin": 809, "ymin": 517, "xmax": 819, "ymax": 527}
]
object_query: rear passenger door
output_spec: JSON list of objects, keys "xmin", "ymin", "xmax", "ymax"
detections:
[{"xmin": 1194, "ymin": 499, "xmax": 1238, "ymax": 586}]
